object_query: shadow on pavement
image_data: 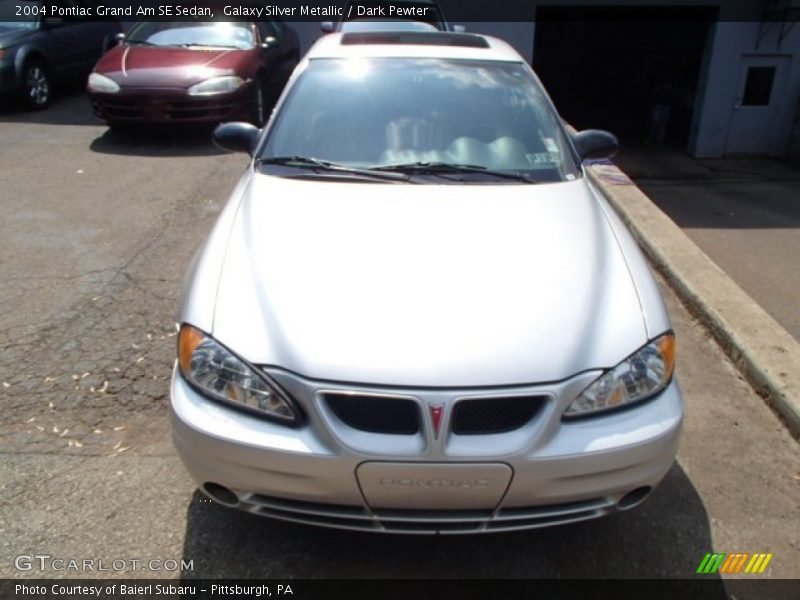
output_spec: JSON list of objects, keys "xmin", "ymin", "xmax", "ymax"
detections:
[
  {"xmin": 0, "ymin": 83, "xmax": 97, "ymax": 126},
  {"xmin": 616, "ymin": 144, "xmax": 800, "ymax": 182},
  {"xmin": 1, "ymin": 82, "xmax": 227, "ymax": 157},
  {"xmin": 614, "ymin": 145, "xmax": 800, "ymax": 230},
  {"xmin": 90, "ymin": 126, "xmax": 226, "ymax": 158},
  {"xmin": 179, "ymin": 463, "xmax": 724, "ymax": 584}
]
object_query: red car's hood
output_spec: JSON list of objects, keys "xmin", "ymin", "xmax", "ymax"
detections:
[{"xmin": 94, "ymin": 45, "xmax": 251, "ymax": 88}]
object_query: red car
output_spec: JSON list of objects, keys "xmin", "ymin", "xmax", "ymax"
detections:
[{"xmin": 87, "ymin": 21, "xmax": 299, "ymax": 128}]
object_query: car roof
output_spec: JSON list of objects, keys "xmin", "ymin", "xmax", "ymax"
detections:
[
  {"xmin": 306, "ymin": 32, "xmax": 525, "ymax": 63},
  {"xmin": 339, "ymin": 20, "xmax": 440, "ymax": 33}
]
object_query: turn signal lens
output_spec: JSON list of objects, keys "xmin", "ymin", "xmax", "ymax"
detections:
[
  {"xmin": 658, "ymin": 334, "xmax": 676, "ymax": 381},
  {"xmin": 178, "ymin": 325, "xmax": 205, "ymax": 375}
]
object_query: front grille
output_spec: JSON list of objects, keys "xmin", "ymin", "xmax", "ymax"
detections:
[
  {"xmin": 92, "ymin": 95, "xmax": 239, "ymax": 121},
  {"xmin": 324, "ymin": 393, "xmax": 420, "ymax": 435},
  {"xmin": 451, "ymin": 396, "xmax": 545, "ymax": 435},
  {"xmin": 238, "ymin": 492, "xmax": 614, "ymax": 534}
]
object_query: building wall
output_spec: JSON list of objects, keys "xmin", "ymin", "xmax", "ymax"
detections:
[
  {"xmin": 516, "ymin": 0, "xmax": 800, "ymax": 157},
  {"xmin": 690, "ymin": 21, "xmax": 800, "ymax": 157}
]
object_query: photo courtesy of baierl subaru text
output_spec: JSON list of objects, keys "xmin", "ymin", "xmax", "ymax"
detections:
[{"xmin": 1, "ymin": 1, "xmax": 798, "ymax": 599}]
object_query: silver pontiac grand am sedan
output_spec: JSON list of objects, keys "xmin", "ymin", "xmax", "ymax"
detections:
[{"xmin": 171, "ymin": 31, "xmax": 682, "ymax": 534}]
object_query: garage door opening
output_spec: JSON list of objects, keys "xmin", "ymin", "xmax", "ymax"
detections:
[{"xmin": 533, "ymin": 6, "xmax": 716, "ymax": 149}]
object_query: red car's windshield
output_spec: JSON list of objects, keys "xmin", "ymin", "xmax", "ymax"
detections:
[{"xmin": 126, "ymin": 22, "xmax": 256, "ymax": 50}]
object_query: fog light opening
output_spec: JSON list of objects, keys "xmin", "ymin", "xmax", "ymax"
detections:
[
  {"xmin": 203, "ymin": 482, "xmax": 239, "ymax": 506},
  {"xmin": 618, "ymin": 486, "xmax": 652, "ymax": 510}
]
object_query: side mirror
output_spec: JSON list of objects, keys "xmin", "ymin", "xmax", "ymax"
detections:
[
  {"xmin": 261, "ymin": 35, "xmax": 278, "ymax": 50},
  {"xmin": 571, "ymin": 129, "xmax": 619, "ymax": 161},
  {"xmin": 451, "ymin": 24, "xmax": 466, "ymax": 33},
  {"xmin": 115, "ymin": 32, "xmax": 126, "ymax": 44},
  {"xmin": 212, "ymin": 122, "xmax": 261, "ymax": 156},
  {"xmin": 320, "ymin": 21, "xmax": 335, "ymax": 33}
]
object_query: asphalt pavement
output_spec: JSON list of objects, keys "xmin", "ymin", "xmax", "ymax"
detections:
[
  {"xmin": 616, "ymin": 146, "xmax": 800, "ymax": 342},
  {"xmin": 0, "ymin": 91, "xmax": 798, "ymax": 586}
]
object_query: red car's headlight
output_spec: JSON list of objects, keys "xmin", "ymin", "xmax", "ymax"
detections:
[
  {"xmin": 187, "ymin": 76, "xmax": 245, "ymax": 96},
  {"xmin": 87, "ymin": 73, "xmax": 120, "ymax": 94}
]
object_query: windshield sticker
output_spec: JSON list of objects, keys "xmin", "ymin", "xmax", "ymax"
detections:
[
  {"xmin": 526, "ymin": 153, "xmax": 558, "ymax": 166},
  {"xmin": 543, "ymin": 137, "xmax": 559, "ymax": 154}
]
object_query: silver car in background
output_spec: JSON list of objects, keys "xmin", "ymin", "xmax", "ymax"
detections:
[{"xmin": 171, "ymin": 31, "xmax": 682, "ymax": 534}]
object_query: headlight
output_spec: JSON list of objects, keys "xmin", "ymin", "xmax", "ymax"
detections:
[
  {"xmin": 178, "ymin": 324, "xmax": 300, "ymax": 425},
  {"xmin": 564, "ymin": 333, "xmax": 676, "ymax": 418},
  {"xmin": 187, "ymin": 76, "xmax": 244, "ymax": 96},
  {"xmin": 87, "ymin": 72, "xmax": 120, "ymax": 94}
]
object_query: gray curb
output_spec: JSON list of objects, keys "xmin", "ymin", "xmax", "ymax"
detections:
[{"xmin": 586, "ymin": 163, "xmax": 800, "ymax": 438}]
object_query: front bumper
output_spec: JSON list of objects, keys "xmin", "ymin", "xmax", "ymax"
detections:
[
  {"xmin": 171, "ymin": 366, "xmax": 683, "ymax": 534},
  {"xmin": 88, "ymin": 85, "xmax": 252, "ymax": 125}
]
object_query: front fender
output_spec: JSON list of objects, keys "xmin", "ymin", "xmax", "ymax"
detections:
[
  {"xmin": 13, "ymin": 43, "xmax": 48, "ymax": 84},
  {"xmin": 178, "ymin": 169, "xmax": 253, "ymax": 332}
]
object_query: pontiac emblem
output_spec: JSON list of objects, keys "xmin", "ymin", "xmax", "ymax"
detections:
[{"xmin": 429, "ymin": 404, "xmax": 444, "ymax": 438}]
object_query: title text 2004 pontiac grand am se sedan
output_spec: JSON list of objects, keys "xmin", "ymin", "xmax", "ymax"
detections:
[{"xmin": 171, "ymin": 31, "xmax": 682, "ymax": 534}]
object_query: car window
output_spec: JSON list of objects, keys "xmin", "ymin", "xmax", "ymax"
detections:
[
  {"xmin": 0, "ymin": 0, "xmax": 40, "ymax": 29},
  {"xmin": 126, "ymin": 22, "xmax": 256, "ymax": 50},
  {"xmin": 261, "ymin": 58, "xmax": 579, "ymax": 182}
]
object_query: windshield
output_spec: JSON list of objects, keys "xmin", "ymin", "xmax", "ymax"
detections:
[
  {"xmin": 260, "ymin": 58, "xmax": 579, "ymax": 183},
  {"xmin": 126, "ymin": 22, "xmax": 255, "ymax": 49}
]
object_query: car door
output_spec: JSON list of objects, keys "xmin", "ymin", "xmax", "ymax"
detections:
[
  {"xmin": 37, "ymin": 0, "xmax": 98, "ymax": 78},
  {"xmin": 61, "ymin": 0, "xmax": 115, "ymax": 69},
  {"xmin": 37, "ymin": 7, "xmax": 80, "ymax": 77},
  {"xmin": 725, "ymin": 54, "xmax": 791, "ymax": 156}
]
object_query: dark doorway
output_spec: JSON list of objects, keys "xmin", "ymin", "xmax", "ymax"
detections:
[{"xmin": 533, "ymin": 6, "xmax": 716, "ymax": 149}]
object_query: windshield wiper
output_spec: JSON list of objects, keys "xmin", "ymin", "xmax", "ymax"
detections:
[
  {"xmin": 257, "ymin": 156, "xmax": 411, "ymax": 183},
  {"xmin": 125, "ymin": 39, "xmax": 156, "ymax": 46},
  {"xmin": 371, "ymin": 162, "xmax": 538, "ymax": 183}
]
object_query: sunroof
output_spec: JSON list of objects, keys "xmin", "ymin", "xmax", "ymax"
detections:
[{"xmin": 340, "ymin": 32, "xmax": 490, "ymax": 48}]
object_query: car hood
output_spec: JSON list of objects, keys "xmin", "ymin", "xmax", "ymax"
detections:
[
  {"xmin": 211, "ymin": 176, "xmax": 648, "ymax": 387},
  {"xmin": 0, "ymin": 27, "xmax": 31, "ymax": 47},
  {"xmin": 94, "ymin": 45, "xmax": 250, "ymax": 88}
]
